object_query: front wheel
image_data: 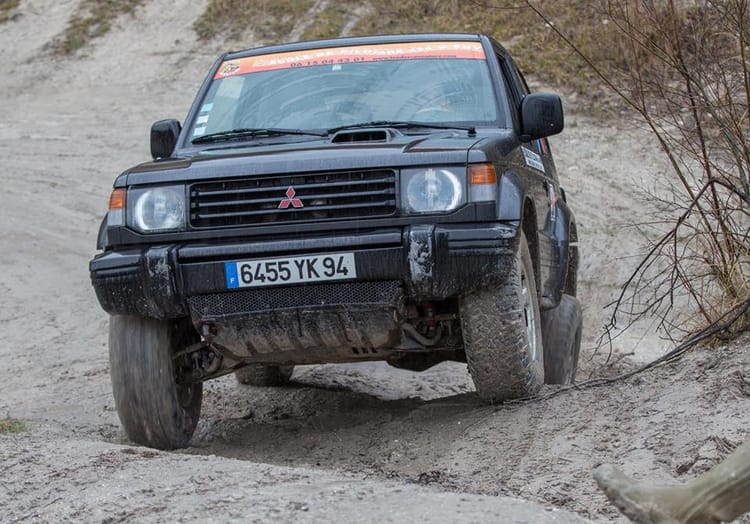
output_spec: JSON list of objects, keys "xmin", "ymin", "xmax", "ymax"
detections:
[
  {"xmin": 109, "ymin": 315, "xmax": 202, "ymax": 450},
  {"xmin": 461, "ymin": 232, "xmax": 545, "ymax": 402}
]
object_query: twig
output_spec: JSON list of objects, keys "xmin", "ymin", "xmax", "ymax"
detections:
[{"xmin": 502, "ymin": 296, "xmax": 750, "ymax": 406}]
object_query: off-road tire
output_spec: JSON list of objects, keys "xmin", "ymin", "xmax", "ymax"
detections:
[
  {"xmin": 109, "ymin": 315, "xmax": 202, "ymax": 450},
  {"xmin": 461, "ymin": 233, "xmax": 545, "ymax": 402},
  {"xmin": 541, "ymin": 294, "xmax": 582, "ymax": 384},
  {"xmin": 234, "ymin": 365, "xmax": 294, "ymax": 387}
]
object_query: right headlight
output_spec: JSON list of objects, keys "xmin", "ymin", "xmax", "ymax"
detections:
[
  {"xmin": 401, "ymin": 167, "xmax": 466, "ymax": 214},
  {"xmin": 127, "ymin": 185, "xmax": 186, "ymax": 233}
]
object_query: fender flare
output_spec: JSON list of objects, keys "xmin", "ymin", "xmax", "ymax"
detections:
[
  {"xmin": 496, "ymin": 171, "xmax": 541, "ymax": 285},
  {"xmin": 497, "ymin": 171, "xmax": 578, "ymax": 303},
  {"xmin": 550, "ymin": 199, "xmax": 578, "ymax": 298}
]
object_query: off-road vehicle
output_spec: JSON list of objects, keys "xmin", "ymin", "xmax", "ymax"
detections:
[{"xmin": 91, "ymin": 34, "xmax": 582, "ymax": 450}]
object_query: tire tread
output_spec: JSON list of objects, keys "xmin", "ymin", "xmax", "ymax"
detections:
[{"xmin": 461, "ymin": 234, "xmax": 544, "ymax": 402}]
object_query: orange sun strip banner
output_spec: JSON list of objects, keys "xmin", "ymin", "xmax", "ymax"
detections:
[{"xmin": 214, "ymin": 41, "xmax": 486, "ymax": 79}]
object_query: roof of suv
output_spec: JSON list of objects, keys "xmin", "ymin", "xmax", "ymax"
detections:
[{"xmin": 224, "ymin": 33, "xmax": 492, "ymax": 60}]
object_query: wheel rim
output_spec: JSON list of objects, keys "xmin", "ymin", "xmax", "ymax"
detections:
[{"xmin": 520, "ymin": 265, "xmax": 541, "ymax": 364}]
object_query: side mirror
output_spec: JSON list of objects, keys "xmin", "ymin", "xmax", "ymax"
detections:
[
  {"xmin": 519, "ymin": 93, "xmax": 564, "ymax": 142},
  {"xmin": 150, "ymin": 119, "xmax": 182, "ymax": 159}
]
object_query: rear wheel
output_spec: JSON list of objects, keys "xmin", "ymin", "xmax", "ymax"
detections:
[
  {"xmin": 109, "ymin": 315, "xmax": 202, "ymax": 450},
  {"xmin": 541, "ymin": 294, "xmax": 582, "ymax": 384},
  {"xmin": 461, "ymin": 232, "xmax": 544, "ymax": 402},
  {"xmin": 235, "ymin": 365, "xmax": 294, "ymax": 387}
]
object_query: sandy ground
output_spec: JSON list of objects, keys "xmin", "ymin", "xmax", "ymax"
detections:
[{"xmin": 1, "ymin": 1, "xmax": 748, "ymax": 522}]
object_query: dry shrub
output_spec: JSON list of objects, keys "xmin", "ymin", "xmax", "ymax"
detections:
[
  {"xmin": 520, "ymin": 0, "xmax": 750, "ymax": 340},
  {"xmin": 608, "ymin": 0, "xmax": 749, "ymax": 339},
  {"xmin": 194, "ymin": 0, "xmax": 314, "ymax": 42}
]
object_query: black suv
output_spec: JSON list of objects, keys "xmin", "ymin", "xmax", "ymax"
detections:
[{"xmin": 91, "ymin": 34, "xmax": 582, "ymax": 450}]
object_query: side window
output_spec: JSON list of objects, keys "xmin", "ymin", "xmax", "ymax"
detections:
[
  {"xmin": 514, "ymin": 62, "xmax": 532, "ymax": 96},
  {"xmin": 497, "ymin": 54, "xmax": 528, "ymax": 106}
]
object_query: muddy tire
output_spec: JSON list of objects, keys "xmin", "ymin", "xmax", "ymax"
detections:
[
  {"xmin": 461, "ymin": 233, "xmax": 544, "ymax": 402},
  {"xmin": 234, "ymin": 365, "xmax": 294, "ymax": 387},
  {"xmin": 541, "ymin": 294, "xmax": 582, "ymax": 384},
  {"xmin": 109, "ymin": 315, "xmax": 202, "ymax": 450}
]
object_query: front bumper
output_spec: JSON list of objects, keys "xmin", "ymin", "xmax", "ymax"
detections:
[{"xmin": 90, "ymin": 222, "xmax": 519, "ymax": 320}]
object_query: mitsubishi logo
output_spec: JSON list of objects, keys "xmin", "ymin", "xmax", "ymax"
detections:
[{"xmin": 278, "ymin": 186, "xmax": 304, "ymax": 209}]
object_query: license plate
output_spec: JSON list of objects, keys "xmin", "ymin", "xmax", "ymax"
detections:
[{"xmin": 225, "ymin": 253, "xmax": 356, "ymax": 289}]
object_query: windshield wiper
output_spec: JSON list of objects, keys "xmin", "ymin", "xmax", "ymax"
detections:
[
  {"xmin": 327, "ymin": 120, "xmax": 476, "ymax": 135},
  {"xmin": 192, "ymin": 127, "xmax": 327, "ymax": 144}
]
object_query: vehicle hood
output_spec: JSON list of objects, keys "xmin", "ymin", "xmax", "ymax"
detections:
[{"xmin": 123, "ymin": 130, "xmax": 517, "ymax": 186}]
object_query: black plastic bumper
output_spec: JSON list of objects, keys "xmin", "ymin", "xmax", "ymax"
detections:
[
  {"xmin": 90, "ymin": 247, "xmax": 186, "ymax": 318},
  {"xmin": 90, "ymin": 223, "xmax": 519, "ymax": 319}
]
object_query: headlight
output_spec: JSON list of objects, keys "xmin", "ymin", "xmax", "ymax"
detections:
[
  {"xmin": 127, "ymin": 185, "xmax": 186, "ymax": 233},
  {"xmin": 401, "ymin": 167, "xmax": 465, "ymax": 214}
]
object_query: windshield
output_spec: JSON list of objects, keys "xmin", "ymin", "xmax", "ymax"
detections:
[{"xmin": 189, "ymin": 41, "xmax": 500, "ymax": 141}]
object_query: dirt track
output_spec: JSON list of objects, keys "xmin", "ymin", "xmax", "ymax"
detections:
[{"xmin": 1, "ymin": 1, "xmax": 749, "ymax": 522}]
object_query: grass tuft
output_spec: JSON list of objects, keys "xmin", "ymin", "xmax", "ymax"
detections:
[
  {"xmin": 55, "ymin": 0, "xmax": 145, "ymax": 55},
  {"xmin": 300, "ymin": 3, "xmax": 350, "ymax": 41},
  {"xmin": 194, "ymin": 0, "xmax": 315, "ymax": 43},
  {"xmin": 0, "ymin": 0, "xmax": 20, "ymax": 24},
  {"xmin": 0, "ymin": 417, "xmax": 28, "ymax": 434}
]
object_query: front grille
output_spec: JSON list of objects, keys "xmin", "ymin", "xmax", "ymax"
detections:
[
  {"xmin": 189, "ymin": 170, "xmax": 397, "ymax": 228},
  {"xmin": 188, "ymin": 281, "xmax": 402, "ymax": 317}
]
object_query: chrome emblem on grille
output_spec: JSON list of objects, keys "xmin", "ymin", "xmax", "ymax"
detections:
[{"xmin": 278, "ymin": 186, "xmax": 304, "ymax": 209}]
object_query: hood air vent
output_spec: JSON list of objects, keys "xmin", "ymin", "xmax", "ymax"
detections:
[{"xmin": 331, "ymin": 128, "xmax": 396, "ymax": 144}]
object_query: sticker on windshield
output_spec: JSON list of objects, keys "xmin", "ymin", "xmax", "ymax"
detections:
[
  {"xmin": 193, "ymin": 126, "xmax": 206, "ymax": 137},
  {"xmin": 214, "ymin": 41, "xmax": 486, "ymax": 79},
  {"xmin": 219, "ymin": 61, "xmax": 241, "ymax": 76},
  {"xmin": 522, "ymin": 147, "xmax": 545, "ymax": 173}
]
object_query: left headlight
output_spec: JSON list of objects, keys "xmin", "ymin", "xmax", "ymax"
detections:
[
  {"xmin": 127, "ymin": 185, "xmax": 186, "ymax": 233},
  {"xmin": 401, "ymin": 167, "xmax": 465, "ymax": 214}
]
